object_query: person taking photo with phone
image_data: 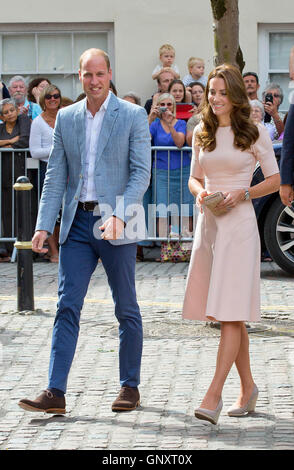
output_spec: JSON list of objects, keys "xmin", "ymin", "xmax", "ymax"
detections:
[{"xmin": 262, "ymin": 83, "xmax": 285, "ymax": 139}]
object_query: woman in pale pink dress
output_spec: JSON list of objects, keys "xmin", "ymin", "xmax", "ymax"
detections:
[{"xmin": 182, "ymin": 64, "xmax": 280, "ymax": 425}]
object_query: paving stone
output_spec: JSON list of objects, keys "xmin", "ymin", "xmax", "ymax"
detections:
[{"xmin": 0, "ymin": 261, "xmax": 294, "ymax": 450}]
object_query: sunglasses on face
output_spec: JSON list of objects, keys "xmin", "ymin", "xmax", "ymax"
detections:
[{"xmin": 45, "ymin": 93, "xmax": 61, "ymax": 100}]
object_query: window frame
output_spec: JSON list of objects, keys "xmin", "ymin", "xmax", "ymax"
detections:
[
  {"xmin": 258, "ymin": 23, "xmax": 294, "ymax": 113},
  {"xmin": 0, "ymin": 22, "xmax": 115, "ymax": 97}
]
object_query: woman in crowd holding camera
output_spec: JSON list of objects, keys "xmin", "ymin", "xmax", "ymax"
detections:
[
  {"xmin": 149, "ymin": 93, "xmax": 193, "ymax": 240},
  {"xmin": 182, "ymin": 64, "xmax": 280, "ymax": 425}
]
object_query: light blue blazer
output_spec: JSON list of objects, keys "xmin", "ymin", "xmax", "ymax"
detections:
[{"xmin": 35, "ymin": 93, "xmax": 151, "ymax": 245}]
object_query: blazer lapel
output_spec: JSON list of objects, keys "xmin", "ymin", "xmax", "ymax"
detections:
[
  {"xmin": 75, "ymin": 99, "xmax": 87, "ymax": 165},
  {"xmin": 95, "ymin": 93, "xmax": 119, "ymax": 167}
]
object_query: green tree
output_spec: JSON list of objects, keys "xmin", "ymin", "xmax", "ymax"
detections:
[{"xmin": 210, "ymin": 0, "xmax": 245, "ymax": 71}]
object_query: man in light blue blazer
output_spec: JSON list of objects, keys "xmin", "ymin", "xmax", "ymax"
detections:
[{"xmin": 18, "ymin": 49, "xmax": 151, "ymax": 414}]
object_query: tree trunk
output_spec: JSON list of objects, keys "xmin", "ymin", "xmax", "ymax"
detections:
[{"xmin": 210, "ymin": 0, "xmax": 245, "ymax": 72}]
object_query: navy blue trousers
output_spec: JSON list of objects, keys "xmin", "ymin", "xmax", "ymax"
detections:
[{"xmin": 48, "ymin": 208, "xmax": 142, "ymax": 393}]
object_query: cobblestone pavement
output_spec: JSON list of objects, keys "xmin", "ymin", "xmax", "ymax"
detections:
[{"xmin": 0, "ymin": 255, "xmax": 294, "ymax": 451}]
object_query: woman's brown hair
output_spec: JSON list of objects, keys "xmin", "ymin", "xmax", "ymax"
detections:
[
  {"xmin": 196, "ymin": 63, "xmax": 259, "ymax": 152},
  {"xmin": 27, "ymin": 77, "xmax": 51, "ymax": 103}
]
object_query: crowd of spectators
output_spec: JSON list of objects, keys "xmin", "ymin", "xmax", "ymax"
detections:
[{"xmin": 0, "ymin": 42, "xmax": 293, "ymax": 262}]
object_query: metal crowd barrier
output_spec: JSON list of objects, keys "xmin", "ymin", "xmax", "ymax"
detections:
[
  {"xmin": 148, "ymin": 146, "xmax": 196, "ymax": 242},
  {"xmin": 0, "ymin": 143, "xmax": 283, "ymax": 261}
]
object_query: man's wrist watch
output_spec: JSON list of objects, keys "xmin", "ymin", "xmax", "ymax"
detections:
[{"xmin": 244, "ymin": 189, "xmax": 250, "ymax": 201}]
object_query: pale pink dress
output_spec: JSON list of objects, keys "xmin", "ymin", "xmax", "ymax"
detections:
[{"xmin": 182, "ymin": 123, "xmax": 279, "ymax": 322}]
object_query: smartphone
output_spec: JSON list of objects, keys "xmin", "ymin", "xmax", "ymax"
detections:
[{"xmin": 264, "ymin": 93, "xmax": 273, "ymax": 123}]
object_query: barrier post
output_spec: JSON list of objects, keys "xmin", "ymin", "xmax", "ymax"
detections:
[{"xmin": 13, "ymin": 176, "xmax": 34, "ymax": 312}]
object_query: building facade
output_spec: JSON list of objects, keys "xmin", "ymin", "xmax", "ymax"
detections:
[{"xmin": 0, "ymin": 0, "xmax": 293, "ymax": 111}]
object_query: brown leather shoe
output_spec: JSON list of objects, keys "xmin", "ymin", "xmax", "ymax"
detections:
[
  {"xmin": 112, "ymin": 386, "xmax": 140, "ymax": 411},
  {"xmin": 18, "ymin": 390, "xmax": 66, "ymax": 414}
]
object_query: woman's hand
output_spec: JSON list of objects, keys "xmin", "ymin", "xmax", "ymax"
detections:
[
  {"xmin": 216, "ymin": 189, "xmax": 245, "ymax": 211},
  {"xmin": 161, "ymin": 110, "xmax": 186, "ymax": 147},
  {"xmin": 161, "ymin": 109, "xmax": 174, "ymax": 126},
  {"xmin": 263, "ymin": 100, "xmax": 279, "ymax": 120},
  {"xmin": 0, "ymin": 135, "xmax": 19, "ymax": 148},
  {"xmin": 196, "ymin": 189, "xmax": 209, "ymax": 213},
  {"xmin": 148, "ymin": 104, "xmax": 160, "ymax": 124},
  {"xmin": 32, "ymin": 86, "xmax": 41, "ymax": 103}
]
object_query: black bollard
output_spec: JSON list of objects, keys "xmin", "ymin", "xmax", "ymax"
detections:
[{"xmin": 13, "ymin": 176, "xmax": 34, "ymax": 312}]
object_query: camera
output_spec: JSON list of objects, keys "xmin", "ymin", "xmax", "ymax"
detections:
[
  {"xmin": 264, "ymin": 93, "xmax": 273, "ymax": 123},
  {"xmin": 159, "ymin": 106, "xmax": 167, "ymax": 115}
]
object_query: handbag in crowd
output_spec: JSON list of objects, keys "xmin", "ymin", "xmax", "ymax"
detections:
[{"xmin": 160, "ymin": 241, "xmax": 192, "ymax": 263}]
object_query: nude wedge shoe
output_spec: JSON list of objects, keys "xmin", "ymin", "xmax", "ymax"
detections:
[
  {"xmin": 227, "ymin": 384, "xmax": 259, "ymax": 417},
  {"xmin": 194, "ymin": 397, "xmax": 223, "ymax": 425}
]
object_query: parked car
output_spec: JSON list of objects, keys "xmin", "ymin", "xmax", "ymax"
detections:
[{"xmin": 252, "ymin": 142, "xmax": 294, "ymax": 275}]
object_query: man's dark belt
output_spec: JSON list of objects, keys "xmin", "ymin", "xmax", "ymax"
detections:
[{"xmin": 78, "ymin": 201, "xmax": 98, "ymax": 211}]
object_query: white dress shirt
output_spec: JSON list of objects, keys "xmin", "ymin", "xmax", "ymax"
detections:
[{"xmin": 80, "ymin": 91, "xmax": 112, "ymax": 202}]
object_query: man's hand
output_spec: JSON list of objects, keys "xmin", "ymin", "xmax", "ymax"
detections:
[
  {"xmin": 32, "ymin": 230, "xmax": 48, "ymax": 253},
  {"xmin": 280, "ymin": 184, "xmax": 294, "ymax": 207},
  {"xmin": 99, "ymin": 216, "xmax": 125, "ymax": 240}
]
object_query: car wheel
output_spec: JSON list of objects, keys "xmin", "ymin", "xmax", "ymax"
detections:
[{"xmin": 264, "ymin": 197, "xmax": 294, "ymax": 275}]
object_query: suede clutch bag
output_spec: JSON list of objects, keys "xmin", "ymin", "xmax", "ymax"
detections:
[{"xmin": 203, "ymin": 191, "xmax": 227, "ymax": 216}]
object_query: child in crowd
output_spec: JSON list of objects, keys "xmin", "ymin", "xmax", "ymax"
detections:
[
  {"xmin": 182, "ymin": 57, "xmax": 207, "ymax": 87},
  {"xmin": 152, "ymin": 44, "xmax": 180, "ymax": 80}
]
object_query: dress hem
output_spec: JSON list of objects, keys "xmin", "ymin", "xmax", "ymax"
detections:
[{"xmin": 182, "ymin": 314, "xmax": 261, "ymax": 323}]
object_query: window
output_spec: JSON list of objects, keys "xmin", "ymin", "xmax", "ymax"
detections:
[
  {"xmin": 0, "ymin": 23, "xmax": 114, "ymax": 100},
  {"xmin": 259, "ymin": 24, "xmax": 294, "ymax": 113}
]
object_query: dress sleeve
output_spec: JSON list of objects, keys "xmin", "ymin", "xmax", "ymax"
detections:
[
  {"xmin": 190, "ymin": 124, "xmax": 205, "ymax": 179},
  {"xmin": 251, "ymin": 123, "xmax": 279, "ymax": 177}
]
